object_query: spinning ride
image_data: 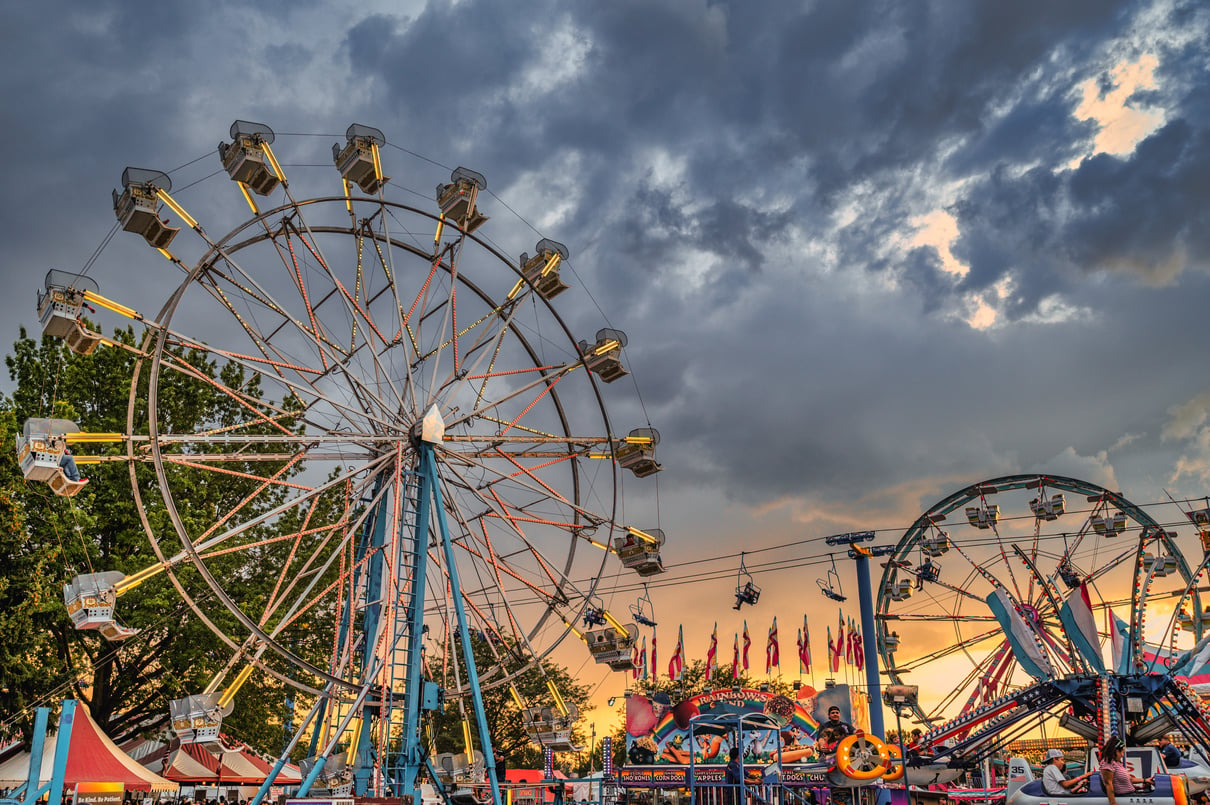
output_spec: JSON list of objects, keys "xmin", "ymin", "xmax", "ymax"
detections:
[
  {"xmin": 875, "ymin": 474, "xmax": 1206, "ymax": 729},
  {"xmin": 31, "ymin": 121, "xmax": 665, "ymax": 803}
]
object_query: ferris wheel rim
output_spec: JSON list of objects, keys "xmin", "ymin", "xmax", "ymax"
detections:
[
  {"xmin": 128, "ymin": 191, "xmax": 624, "ymax": 696},
  {"xmin": 875, "ymin": 472, "xmax": 1203, "ymax": 725}
]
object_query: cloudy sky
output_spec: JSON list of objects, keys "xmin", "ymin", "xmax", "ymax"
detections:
[{"xmin": 5, "ymin": 0, "xmax": 1210, "ymax": 734}]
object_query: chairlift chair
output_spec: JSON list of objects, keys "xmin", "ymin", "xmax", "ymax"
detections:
[
  {"xmin": 817, "ymin": 557, "xmax": 847, "ymax": 602},
  {"xmin": 629, "ymin": 584, "xmax": 657, "ymax": 627},
  {"xmin": 733, "ymin": 552, "xmax": 761, "ymax": 610},
  {"xmin": 582, "ymin": 596, "xmax": 608, "ymax": 627}
]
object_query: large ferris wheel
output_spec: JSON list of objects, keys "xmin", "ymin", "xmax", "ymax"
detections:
[
  {"xmin": 873, "ymin": 473, "xmax": 1210, "ymax": 729},
  {"xmin": 20, "ymin": 121, "xmax": 665, "ymax": 803}
]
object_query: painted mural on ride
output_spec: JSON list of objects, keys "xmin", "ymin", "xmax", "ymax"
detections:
[{"xmin": 619, "ymin": 685, "xmax": 866, "ymax": 787}]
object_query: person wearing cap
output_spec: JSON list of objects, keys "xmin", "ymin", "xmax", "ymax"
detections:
[
  {"xmin": 1101, "ymin": 736, "xmax": 1153, "ymax": 805},
  {"xmin": 1042, "ymin": 748, "xmax": 1093, "ymax": 795}
]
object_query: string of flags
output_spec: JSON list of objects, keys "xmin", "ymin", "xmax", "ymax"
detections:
[{"xmin": 631, "ymin": 612, "xmax": 866, "ymax": 682}]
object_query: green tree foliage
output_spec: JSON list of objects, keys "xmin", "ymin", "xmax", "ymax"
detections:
[
  {"xmin": 0, "ymin": 326, "xmax": 295, "ymax": 749},
  {"xmin": 426, "ymin": 636, "xmax": 593, "ymax": 772}
]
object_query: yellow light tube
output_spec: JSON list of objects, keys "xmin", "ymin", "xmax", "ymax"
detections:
[
  {"xmin": 237, "ymin": 182, "xmax": 259, "ymax": 215},
  {"xmin": 508, "ymin": 685, "xmax": 525, "ymax": 711},
  {"xmin": 541, "ymin": 254, "xmax": 561, "ymax": 276},
  {"xmin": 370, "ymin": 143, "xmax": 383, "ymax": 185},
  {"xmin": 115, "ymin": 564, "xmax": 167, "ymax": 594},
  {"xmin": 342, "ymin": 179, "xmax": 353, "ymax": 215},
  {"xmin": 461, "ymin": 717, "xmax": 474, "ymax": 757},
  {"xmin": 261, "ymin": 142, "xmax": 286, "ymax": 184},
  {"xmin": 546, "ymin": 679, "xmax": 569, "ymax": 717},
  {"xmin": 217, "ymin": 664, "xmax": 256, "ymax": 707},
  {"xmin": 156, "ymin": 247, "xmax": 175, "ymax": 262},
  {"xmin": 603, "ymin": 610, "xmax": 628, "ymax": 635},
  {"xmin": 434, "ymin": 215, "xmax": 445, "ymax": 246},
  {"xmin": 592, "ymin": 339, "xmax": 621, "ymax": 356},
  {"xmin": 626, "ymin": 527, "xmax": 659, "ymax": 546},
  {"xmin": 64, "ymin": 432, "xmax": 124, "ymax": 443},
  {"xmin": 82, "ymin": 291, "xmax": 138, "ymax": 320},
  {"xmin": 154, "ymin": 189, "xmax": 199, "ymax": 230}
]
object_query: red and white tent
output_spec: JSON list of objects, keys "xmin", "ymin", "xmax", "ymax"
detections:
[
  {"xmin": 0, "ymin": 701, "xmax": 177, "ymax": 792},
  {"xmin": 129, "ymin": 736, "xmax": 301, "ymax": 786}
]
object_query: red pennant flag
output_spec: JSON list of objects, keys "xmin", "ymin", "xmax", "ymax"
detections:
[
  {"xmin": 732, "ymin": 633, "xmax": 740, "ymax": 680},
  {"xmin": 668, "ymin": 625, "xmax": 684, "ymax": 681},
  {"xmin": 706, "ymin": 623, "xmax": 718, "ymax": 675},
  {"xmin": 766, "ymin": 616, "xmax": 780, "ymax": 673},
  {"xmin": 742, "ymin": 621, "xmax": 751, "ymax": 671},
  {"xmin": 801, "ymin": 615, "xmax": 811, "ymax": 672}
]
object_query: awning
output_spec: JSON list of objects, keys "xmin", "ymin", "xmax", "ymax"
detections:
[{"xmin": 0, "ymin": 701, "xmax": 178, "ymax": 792}]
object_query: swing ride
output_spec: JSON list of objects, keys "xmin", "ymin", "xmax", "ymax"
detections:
[{"xmin": 24, "ymin": 120, "xmax": 667, "ymax": 803}]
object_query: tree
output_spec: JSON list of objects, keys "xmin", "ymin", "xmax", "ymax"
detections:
[
  {"xmin": 426, "ymin": 636, "xmax": 593, "ymax": 772},
  {"xmin": 0, "ymin": 326, "xmax": 297, "ymax": 748}
]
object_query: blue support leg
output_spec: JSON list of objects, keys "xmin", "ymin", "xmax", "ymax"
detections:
[
  {"xmin": 19, "ymin": 707, "xmax": 49, "ymax": 805},
  {"xmin": 421, "ymin": 444, "xmax": 502, "ymax": 805},
  {"xmin": 854, "ymin": 553, "xmax": 884, "ymax": 738}
]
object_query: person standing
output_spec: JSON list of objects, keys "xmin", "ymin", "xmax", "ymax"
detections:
[{"xmin": 724, "ymin": 747, "xmax": 743, "ymax": 805}]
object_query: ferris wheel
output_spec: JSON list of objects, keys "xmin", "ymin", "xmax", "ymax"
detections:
[
  {"xmin": 22, "ymin": 121, "xmax": 665, "ymax": 801},
  {"xmin": 874, "ymin": 473, "xmax": 1207, "ymax": 728}
]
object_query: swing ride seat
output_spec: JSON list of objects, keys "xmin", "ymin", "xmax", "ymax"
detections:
[
  {"xmin": 1143, "ymin": 553, "xmax": 1178, "ymax": 577},
  {"xmin": 1029, "ymin": 493, "xmax": 1066, "ymax": 521},
  {"xmin": 919, "ymin": 532, "xmax": 951, "ymax": 557},
  {"xmin": 218, "ymin": 120, "xmax": 280, "ymax": 196},
  {"xmin": 1091, "ymin": 511, "xmax": 1127, "ymax": 536},
  {"xmin": 168, "ymin": 692, "xmax": 225, "ymax": 746},
  {"xmin": 1057, "ymin": 561, "xmax": 1082, "ymax": 589},
  {"xmin": 965, "ymin": 504, "xmax": 1000, "ymax": 529},
  {"xmin": 437, "ymin": 167, "xmax": 488, "ymax": 233},
  {"xmin": 63, "ymin": 571, "xmax": 138, "ymax": 639},
  {"xmin": 520, "ymin": 238, "xmax": 570, "ymax": 300},
  {"xmin": 917, "ymin": 561, "xmax": 940, "ymax": 583},
  {"xmin": 882, "ymin": 579, "xmax": 912, "ymax": 602},
  {"xmin": 112, "ymin": 168, "xmax": 180, "ymax": 249},
  {"xmin": 614, "ymin": 528, "xmax": 665, "ymax": 576},
  {"xmin": 17, "ymin": 417, "xmax": 88, "ymax": 496},
  {"xmin": 579, "ymin": 328, "xmax": 629, "ymax": 383},
  {"xmin": 332, "ymin": 123, "xmax": 388, "ymax": 194},
  {"xmin": 615, "ymin": 428, "xmax": 662, "ymax": 478},
  {"xmin": 585, "ymin": 623, "xmax": 638, "ymax": 669}
]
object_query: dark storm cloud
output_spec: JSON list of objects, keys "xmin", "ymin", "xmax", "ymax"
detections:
[
  {"xmin": 951, "ymin": 118, "xmax": 1210, "ymax": 319},
  {"xmin": 5, "ymin": 0, "xmax": 1209, "ymax": 518}
]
